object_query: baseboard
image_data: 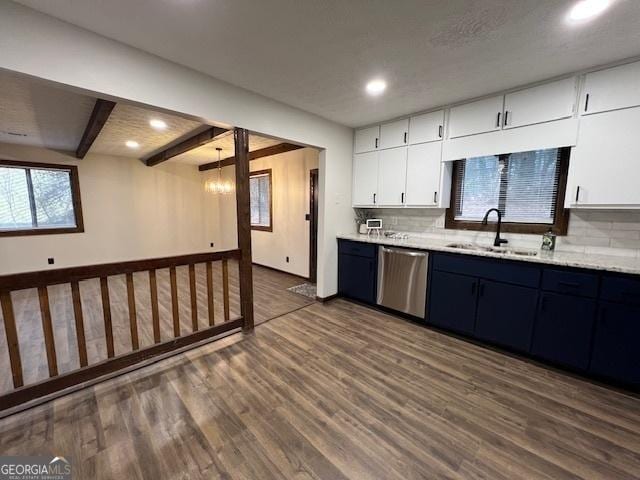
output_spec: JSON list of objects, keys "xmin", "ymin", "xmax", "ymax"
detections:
[
  {"xmin": 252, "ymin": 262, "xmax": 310, "ymax": 282},
  {"xmin": 316, "ymin": 293, "xmax": 339, "ymax": 303}
]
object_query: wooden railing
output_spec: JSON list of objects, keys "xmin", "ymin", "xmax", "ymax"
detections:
[{"xmin": 0, "ymin": 249, "xmax": 244, "ymax": 412}]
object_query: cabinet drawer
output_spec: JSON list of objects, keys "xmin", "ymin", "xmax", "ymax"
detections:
[
  {"xmin": 432, "ymin": 253, "xmax": 540, "ymax": 288},
  {"xmin": 601, "ymin": 275, "xmax": 640, "ymax": 305},
  {"xmin": 338, "ymin": 240, "xmax": 377, "ymax": 259},
  {"xmin": 542, "ymin": 269, "xmax": 599, "ymax": 298}
]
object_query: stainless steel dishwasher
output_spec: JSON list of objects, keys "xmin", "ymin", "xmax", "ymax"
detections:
[{"xmin": 376, "ymin": 246, "xmax": 428, "ymax": 318}]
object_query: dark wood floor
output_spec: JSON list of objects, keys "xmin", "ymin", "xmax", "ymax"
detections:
[
  {"xmin": 0, "ymin": 262, "xmax": 314, "ymax": 394},
  {"xmin": 1, "ymin": 299, "xmax": 639, "ymax": 479}
]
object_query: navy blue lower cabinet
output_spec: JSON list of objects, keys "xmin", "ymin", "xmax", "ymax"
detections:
[
  {"xmin": 531, "ymin": 292, "xmax": 597, "ymax": 370},
  {"xmin": 475, "ymin": 280, "xmax": 538, "ymax": 353},
  {"xmin": 590, "ymin": 301, "xmax": 640, "ymax": 387},
  {"xmin": 428, "ymin": 270, "xmax": 478, "ymax": 335},
  {"xmin": 338, "ymin": 253, "xmax": 377, "ymax": 304}
]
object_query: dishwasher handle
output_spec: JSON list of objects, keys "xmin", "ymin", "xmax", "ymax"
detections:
[{"xmin": 380, "ymin": 246, "xmax": 427, "ymax": 257}]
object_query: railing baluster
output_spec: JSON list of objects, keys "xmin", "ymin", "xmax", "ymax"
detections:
[
  {"xmin": 70, "ymin": 281, "xmax": 88, "ymax": 367},
  {"xmin": 222, "ymin": 259, "xmax": 230, "ymax": 322},
  {"xmin": 206, "ymin": 261, "xmax": 215, "ymax": 326},
  {"xmin": 189, "ymin": 264, "xmax": 198, "ymax": 332},
  {"xmin": 100, "ymin": 277, "xmax": 115, "ymax": 358},
  {"xmin": 37, "ymin": 286, "xmax": 59, "ymax": 377},
  {"xmin": 1, "ymin": 291, "xmax": 24, "ymax": 388},
  {"xmin": 126, "ymin": 273, "xmax": 139, "ymax": 350},
  {"xmin": 170, "ymin": 267, "xmax": 180, "ymax": 337},
  {"xmin": 149, "ymin": 270, "xmax": 161, "ymax": 343}
]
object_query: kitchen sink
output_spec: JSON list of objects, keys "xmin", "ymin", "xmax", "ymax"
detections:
[{"xmin": 446, "ymin": 243, "xmax": 538, "ymax": 257}]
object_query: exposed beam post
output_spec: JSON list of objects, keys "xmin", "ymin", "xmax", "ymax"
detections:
[
  {"xmin": 76, "ymin": 99, "xmax": 116, "ymax": 159},
  {"xmin": 198, "ymin": 142, "xmax": 303, "ymax": 171},
  {"xmin": 233, "ymin": 127, "xmax": 254, "ymax": 332},
  {"xmin": 145, "ymin": 126, "xmax": 228, "ymax": 166}
]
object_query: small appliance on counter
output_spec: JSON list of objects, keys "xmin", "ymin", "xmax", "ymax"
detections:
[
  {"xmin": 542, "ymin": 231, "xmax": 557, "ymax": 251},
  {"xmin": 365, "ymin": 218, "xmax": 383, "ymax": 236}
]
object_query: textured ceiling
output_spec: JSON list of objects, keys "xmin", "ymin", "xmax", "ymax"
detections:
[
  {"xmin": 172, "ymin": 134, "xmax": 282, "ymax": 165},
  {"xmin": 0, "ymin": 69, "xmax": 95, "ymax": 151},
  {"xmin": 13, "ymin": 0, "xmax": 640, "ymax": 127},
  {"xmin": 91, "ymin": 103, "xmax": 205, "ymax": 158}
]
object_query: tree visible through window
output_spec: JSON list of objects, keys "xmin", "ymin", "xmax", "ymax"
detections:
[
  {"xmin": 446, "ymin": 147, "xmax": 570, "ymax": 235},
  {"xmin": 0, "ymin": 161, "xmax": 83, "ymax": 236},
  {"xmin": 249, "ymin": 169, "xmax": 272, "ymax": 231}
]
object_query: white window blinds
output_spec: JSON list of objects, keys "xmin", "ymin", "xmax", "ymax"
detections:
[
  {"xmin": 250, "ymin": 172, "xmax": 271, "ymax": 228},
  {"xmin": 453, "ymin": 148, "xmax": 562, "ymax": 224}
]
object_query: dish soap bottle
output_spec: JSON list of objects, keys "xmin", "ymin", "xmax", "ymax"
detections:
[{"xmin": 541, "ymin": 231, "xmax": 556, "ymax": 251}]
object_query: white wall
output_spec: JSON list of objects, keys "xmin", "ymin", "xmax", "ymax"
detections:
[
  {"xmin": 0, "ymin": 1, "xmax": 353, "ymax": 297},
  {"xmin": 204, "ymin": 148, "xmax": 319, "ymax": 278},
  {"xmin": 0, "ymin": 143, "xmax": 215, "ymax": 275}
]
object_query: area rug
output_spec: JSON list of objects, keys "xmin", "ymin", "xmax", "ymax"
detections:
[{"xmin": 287, "ymin": 283, "xmax": 317, "ymax": 299}]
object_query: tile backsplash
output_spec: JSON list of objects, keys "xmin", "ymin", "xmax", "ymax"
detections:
[{"xmin": 358, "ymin": 208, "xmax": 640, "ymax": 258}]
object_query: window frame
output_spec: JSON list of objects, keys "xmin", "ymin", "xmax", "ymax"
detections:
[
  {"xmin": 249, "ymin": 168, "xmax": 273, "ymax": 232},
  {"xmin": 445, "ymin": 147, "xmax": 570, "ymax": 235},
  {"xmin": 0, "ymin": 159, "xmax": 84, "ymax": 237}
]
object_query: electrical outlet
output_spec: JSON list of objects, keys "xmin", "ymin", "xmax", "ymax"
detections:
[
  {"xmin": 48, "ymin": 258, "xmax": 55, "ymax": 265},
  {"xmin": 286, "ymin": 256, "xmax": 290, "ymax": 263},
  {"xmin": 210, "ymin": 242, "xmax": 215, "ymax": 248}
]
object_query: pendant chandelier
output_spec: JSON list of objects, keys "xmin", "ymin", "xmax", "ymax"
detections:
[{"xmin": 205, "ymin": 147, "xmax": 234, "ymax": 195}]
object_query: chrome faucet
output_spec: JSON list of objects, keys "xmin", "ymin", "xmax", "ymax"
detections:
[{"xmin": 482, "ymin": 208, "xmax": 508, "ymax": 247}]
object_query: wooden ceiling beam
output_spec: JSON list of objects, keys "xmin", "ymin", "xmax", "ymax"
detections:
[
  {"xmin": 145, "ymin": 126, "xmax": 228, "ymax": 167},
  {"xmin": 198, "ymin": 142, "xmax": 304, "ymax": 171},
  {"xmin": 75, "ymin": 99, "xmax": 116, "ymax": 159}
]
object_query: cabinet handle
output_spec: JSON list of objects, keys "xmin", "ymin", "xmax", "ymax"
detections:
[
  {"xmin": 600, "ymin": 306, "xmax": 607, "ymax": 325},
  {"xmin": 403, "ymin": 132, "xmax": 408, "ymax": 144},
  {"xmin": 575, "ymin": 186, "xmax": 580, "ymax": 203},
  {"xmin": 438, "ymin": 125, "xmax": 443, "ymax": 138},
  {"xmin": 471, "ymin": 282, "xmax": 477, "ymax": 295},
  {"xmin": 373, "ymin": 193, "xmax": 376, "ymax": 204},
  {"xmin": 541, "ymin": 295, "xmax": 547, "ymax": 312},
  {"xmin": 584, "ymin": 93, "xmax": 590, "ymax": 112},
  {"xmin": 496, "ymin": 112, "xmax": 501, "ymax": 128},
  {"xmin": 401, "ymin": 192, "xmax": 405, "ymax": 203},
  {"xmin": 479, "ymin": 283, "xmax": 485, "ymax": 297},
  {"xmin": 504, "ymin": 111, "xmax": 509, "ymax": 126},
  {"xmin": 559, "ymin": 281, "xmax": 581, "ymax": 288},
  {"xmin": 375, "ymin": 137, "xmax": 379, "ymax": 149},
  {"xmin": 433, "ymin": 191, "xmax": 438, "ymax": 204}
]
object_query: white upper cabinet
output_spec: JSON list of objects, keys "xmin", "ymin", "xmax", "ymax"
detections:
[
  {"xmin": 582, "ymin": 61, "xmax": 640, "ymax": 115},
  {"xmin": 448, "ymin": 96, "xmax": 504, "ymax": 139},
  {"xmin": 566, "ymin": 107, "xmax": 640, "ymax": 207},
  {"xmin": 409, "ymin": 110, "xmax": 444, "ymax": 144},
  {"xmin": 352, "ymin": 151, "xmax": 379, "ymax": 206},
  {"xmin": 377, "ymin": 147, "xmax": 408, "ymax": 206},
  {"xmin": 379, "ymin": 119, "xmax": 409, "ymax": 149},
  {"xmin": 405, "ymin": 142, "xmax": 447, "ymax": 207},
  {"xmin": 354, "ymin": 126, "xmax": 380, "ymax": 153},
  {"xmin": 503, "ymin": 77, "xmax": 577, "ymax": 129}
]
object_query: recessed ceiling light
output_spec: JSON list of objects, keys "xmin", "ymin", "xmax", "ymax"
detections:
[
  {"xmin": 125, "ymin": 140, "xmax": 140, "ymax": 149},
  {"xmin": 366, "ymin": 79, "xmax": 387, "ymax": 96},
  {"xmin": 149, "ymin": 119, "xmax": 167, "ymax": 130},
  {"xmin": 567, "ymin": 0, "xmax": 610, "ymax": 23}
]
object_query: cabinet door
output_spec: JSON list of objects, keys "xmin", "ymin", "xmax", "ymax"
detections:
[
  {"xmin": 354, "ymin": 126, "xmax": 380, "ymax": 153},
  {"xmin": 379, "ymin": 119, "xmax": 409, "ymax": 149},
  {"xmin": 503, "ymin": 78, "xmax": 577, "ymax": 129},
  {"xmin": 428, "ymin": 270, "xmax": 478, "ymax": 335},
  {"xmin": 377, "ymin": 147, "xmax": 407, "ymax": 206},
  {"xmin": 565, "ymin": 107, "xmax": 640, "ymax": 207},
  {"xmin": 352, "ymin": 151, "xmax": 379, "ymax": 206},
  {"xmin": 582, "ymin": 61, "xmax": 640, "ymax": 115},
  {"xmin": 448, "ymin": 96, "xmax": 504, "ymax": 139},
  {"xmin": 409, "ymin": 110, "xmax": 444, "ymax": 144},
  {"xmin": 338, "ymin": 254, "xmax": 377, "ymax": 303},
  {"xmin": 531, "ymin": 293, "xmax": 597, "ymax": 370},
  {"xmin": 590, "ymin": 302, "xmax": 640, "ymax": 387},
  {"xmin": 475, "ymin": 280, "xmax": 538, "ymax": 353},
  {"xmin": 405, "ymin": 143, "xmax": 442, "ymax": 206}
]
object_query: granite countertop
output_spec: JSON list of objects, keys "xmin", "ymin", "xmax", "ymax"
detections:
[{"xmin": 337, "ymin": 233, "xmax": 640, "ymax": 276}]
